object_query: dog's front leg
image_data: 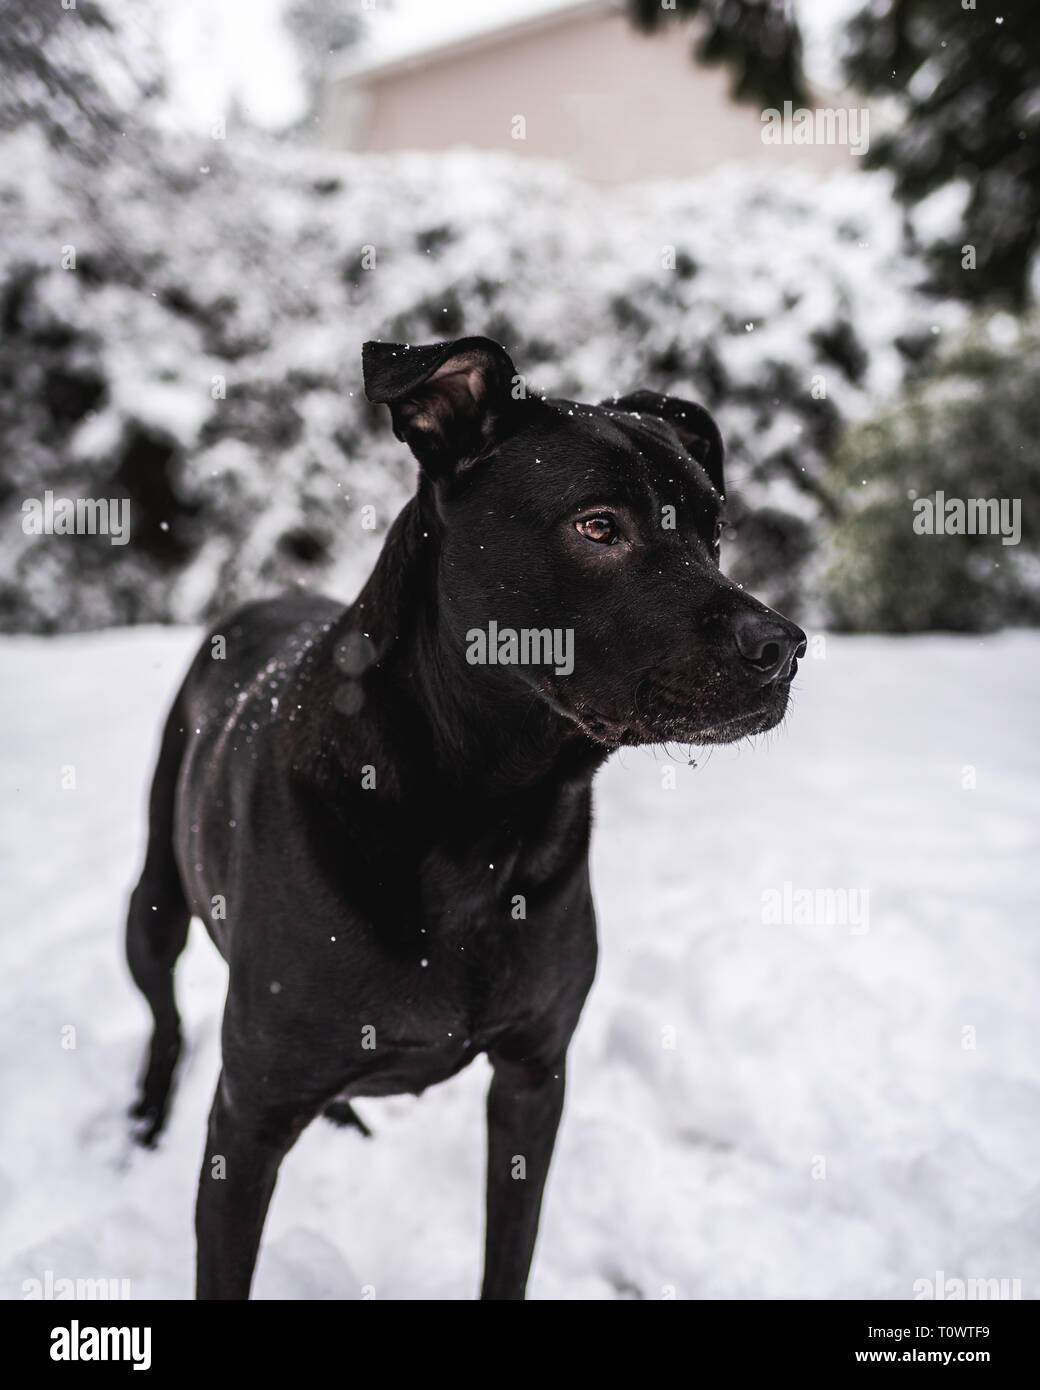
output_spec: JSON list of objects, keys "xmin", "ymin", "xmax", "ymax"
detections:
[
  {"xmin": 481, "ymin": 1053, "xmax": 566, "ymax": 1301},
  {"xmin": 195, "ymin": 1070, "xmax": 309, "ymax": 1300}
]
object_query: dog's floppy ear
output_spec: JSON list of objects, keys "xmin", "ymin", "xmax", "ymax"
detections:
[
  {"xmin": 363, "ymin": 336, "xmax": 520, "ymax": 475},
  {"xmin": 605, "ymin": 390, "xmax": 725, "ymax": 497}
]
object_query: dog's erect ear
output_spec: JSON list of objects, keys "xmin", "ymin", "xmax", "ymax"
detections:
[
  {"xmin": 605, "ymin": 390, "xmax": 725, "ymax": 497},
  {"xmin": 363, "ymin": 336, "xmax": 520, "ymax": 475}
]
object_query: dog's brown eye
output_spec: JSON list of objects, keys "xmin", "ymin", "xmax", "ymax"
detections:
[{"xmin": 576, "ymin": 515, "xmax": 617, "ymax": 544}]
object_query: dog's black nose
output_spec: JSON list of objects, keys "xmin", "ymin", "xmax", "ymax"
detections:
[{"xmin": 732, "ymin": 611, "xmax": 806, "ymax": 684}]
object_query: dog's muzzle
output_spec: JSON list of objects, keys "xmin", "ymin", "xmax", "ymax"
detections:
[{"xmin": 731, "ymin": 611, "xmax": 807, "ymax": 686}]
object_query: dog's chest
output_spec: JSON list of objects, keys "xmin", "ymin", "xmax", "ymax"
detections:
[
  {"xmin": 415, "ymin": 833, "xmax": 585, "ymax": 1005},
  {"xmin": 341, "ymin": 820, "xmax": 595, "ymax": 1076},
  {"xmin": 345, "ymin": 904, "xmax": 591, "ymax": 1099}
]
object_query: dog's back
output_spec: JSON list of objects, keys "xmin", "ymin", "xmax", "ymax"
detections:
[{"xmin": 169, "ymin": 594, "xmax": 344, "ymax": 948}]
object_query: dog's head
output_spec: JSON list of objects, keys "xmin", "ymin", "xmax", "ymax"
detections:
[{"xmin": 363, "ymin": 335, "xmax": 805, "ymax": 748}]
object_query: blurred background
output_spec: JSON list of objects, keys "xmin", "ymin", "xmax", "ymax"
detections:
[
  {"xmin": 1, "ymin": 0, "xmax": 1037, "ymax": 635},
  {"xmin": 3, "ymin": 1, "xmax": 1040, "ymax": 1303}
]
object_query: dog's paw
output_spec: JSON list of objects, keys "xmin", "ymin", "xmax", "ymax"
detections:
[{"xmin": 128, "ymin": 1095, "xmax": 168, "ymax": 1149}]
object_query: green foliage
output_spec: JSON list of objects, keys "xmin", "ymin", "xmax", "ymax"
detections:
[
  {"xmin": 625, "ymin": 0, "xmax": 809, "ymax": 107},
  {"xmin": 628, "ymin": 0, "xmax": 1040, "ymax": 308},
  {"xmin": 843, "ymin": 0, "xmax": 1040, "ymax": 309},
  {"xmin": 824, "ymin": 329, "xmax": 1040, "ymax": 632},
  {"xmin": 0, "ymin": 0, "xmax": 164, "ymax": 157}
]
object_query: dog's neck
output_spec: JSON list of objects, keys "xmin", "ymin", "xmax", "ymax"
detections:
[{"xmin": 325, "ymin": 491, "xmax": 608, "ymax": 800}]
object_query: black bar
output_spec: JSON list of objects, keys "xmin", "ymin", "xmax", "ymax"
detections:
[{"xmin": 3, "ymin": 1298, "xmax": 1033, "ymax": 1375}]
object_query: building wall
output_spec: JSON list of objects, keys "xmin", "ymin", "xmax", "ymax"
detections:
[{"xmin": 324, "ymin": 8, "xmax": 853, "ymax": 183}]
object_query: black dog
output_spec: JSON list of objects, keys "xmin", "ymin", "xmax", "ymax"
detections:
[{"xmin": 126, "ymin": 335, "xmax": 805, "ymax": 1300}]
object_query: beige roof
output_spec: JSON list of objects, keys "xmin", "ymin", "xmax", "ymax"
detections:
[{"xmin": 333, "ymin": 0, "xmax": 615, "ymax": 84}]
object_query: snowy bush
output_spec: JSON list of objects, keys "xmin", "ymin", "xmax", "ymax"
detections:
[{"xmin": 0, "ymin": 126, "xmax": 959, "ymax": 632}]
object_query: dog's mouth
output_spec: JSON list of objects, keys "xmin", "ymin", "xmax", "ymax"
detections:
[{"xmin": 542, "ymin": 671, "xmax": 793, "ymax": 749}]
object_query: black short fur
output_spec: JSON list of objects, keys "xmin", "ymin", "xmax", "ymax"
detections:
[{"xmin": 126, "ymin": 336, "xmax": 805, "ymax": 1299}]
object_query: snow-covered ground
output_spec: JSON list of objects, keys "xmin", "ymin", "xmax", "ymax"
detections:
[{"xmin": 1, "ymin": 627, "xmax": 1038, "ymax": 1300}]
